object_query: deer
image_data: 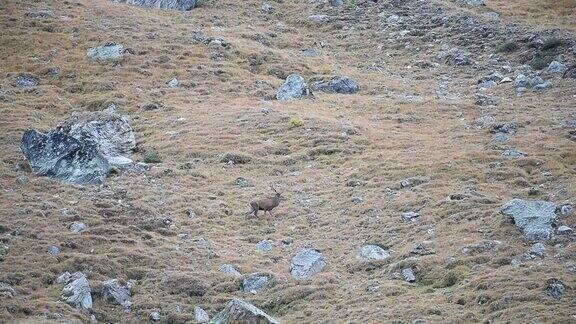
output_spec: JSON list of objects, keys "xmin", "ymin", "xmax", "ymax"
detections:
[{"xmin": 247, "ymin": 185, "xmax": 282, "ymax": 217}]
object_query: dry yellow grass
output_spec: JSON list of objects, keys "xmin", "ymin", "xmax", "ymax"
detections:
[{"xmin": 1, "ymin": 0, "xmax": 575, "ymax": 323}]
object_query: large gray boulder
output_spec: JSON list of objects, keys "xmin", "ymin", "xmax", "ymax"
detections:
[
  {"xmin": 101, "ymin": 279, "xmax": 133, "ymax": 308},
  {"xmin": 61, "ymin": 272, "xmax": 92, "ymax": 310},
  {"xmin": 290, "ymin": 248, "xmax": 326, "ymax": 278},
  {"xmin": 209, "ymin": 299, "xmax": 279, "ymax": 324},
  {"xmin": 310, "ymin": 76, "xmax": 360, "ymax": 94},
  {"xmin": 276, "ymin": 74, "xmax": 311, "ymax": 101},
  {"xmin": 501, "ymin": 199, "xmax": 556, "ymax": 241},
  {"xmin": 21, "ymin": 111, "xmax": 136, "ymax": 184},
  {"xmin": 113, "ymin": 0, "xmax": 197, "ymax": 11}
]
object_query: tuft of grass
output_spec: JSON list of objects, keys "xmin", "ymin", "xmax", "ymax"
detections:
[
  {"xmin": 143, "ymin": 151, "xmax": 162, "ymax": 164},
  {"xmin": 528, "ymin": 53, "xmax": 554, "ymax": 70},
  {"xmin": 289, "ymin": 117, "xmax": 304, "ymax": 129},
  {"xmin": 107, "ymin": 166, "xmax": 120, "ymax": 176},
  {"xmin": 496, "ymin": 41, "xmax": 519, "ymax": 53},
  {"xmin": 541, "ymin": 38, "xmax": 564, "ymax": 51}
]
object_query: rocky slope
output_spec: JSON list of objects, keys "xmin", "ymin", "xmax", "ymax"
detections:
[{"xmin": 1, "ymin": 0, "xmax": 575, "ymax": 323}]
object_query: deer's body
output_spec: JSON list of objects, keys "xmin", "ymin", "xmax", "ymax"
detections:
[{"xmin": 247, "ymin": 186, "xmax": 281, "ymax": 217}]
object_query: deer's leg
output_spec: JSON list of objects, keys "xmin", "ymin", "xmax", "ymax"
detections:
[{"xmin": 268, "ymin": 210, "xmax": 273, "ymax": 217}]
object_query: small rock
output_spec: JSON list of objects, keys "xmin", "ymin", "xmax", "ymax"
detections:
[
  {"xmin": 502, "ymin": 149, "xmax": 525, "ymax": 158},
  {"xmin": 386, "ymin": 15, "xmax": 401, "ymax": 25},
  {"xmin": 491, "ymin": 122, "xmax": 517, "ymax": 134},
  {"xmin": 290, "ymin": 248, "xmax": 326, "ymax": 278},
  {"xmin": 0, "ymin": 282, "xmax": 16, "ymax": 298},
  {"xmin": 457, "ymin": 0, "xmax": 485, "ymax": 6},
  {"xmin": 546, "ymin": 279, "xmax": 565, "ymax": 299},
  {"xmin": 101, "ymin": 279, "xmax": 132, "ymax": 308},
  {"xmin": 309, "ymin": 14, "xmax": 329, "ymax": 23},
  {"xmin": 261, "ymin": 2, "xmax": 273, "ymax": 13},
  {"xmin": 56, "ymin": 272, "xmax": 72, "ymax": 284},
  {"xmin": 478, "ymin": 80, "xmax": 497, "ymax": 89},
  {"xmin": 219, "ymin": 264, "xmax": 242, "ymax": 277},
  {"xmin": 557, "ymin": 225, "xmax": 573, "ymax": 235},
  {"xmin": 194, "ymin": 306, "xmax": 209, "ymax": 323},
  {"xmin": 235, "ymin": 177, "xmax": 251, "ymax": 188},
  {"xmin": 330, "ymin": 0, "xmax": 343, "ymax": 7},
  {"xmin": 359, "ymin": 245, "xmax": 391, "ymax": 260},
  {"xmin": 492, "ymin": 133, "xmax": 510, "ymax": 143},
  {"xmin": 48, "ymin": 245, "xmax": 60, "ymax": 256},
  {"xmin": 514, "ymin": 74, "xmax": 530, "ymax": 88},
  {"xmin": 411, "ymin": 242, "xmax": 436, "ymax": 255},
  {"xmin": 276, "ymin": 74, "xmax": 311, "ymax": 101},
  {"xmin": 499, "ymin": 76, "xmax": 513, "ymax": 84},
  {"xmin": 534, "ymin": 81, "xmax": 552, "ymax": 91},
  {"xmin": 16, "ymin": 175, "xmax": 29, "ymax": 185},
  {"xmin": 150, "ymin": 311, "xmax": 161, "ymax": 322},
  {"xmin": 69, "ymin": 221, "xmax": 87, "ymax": 233},
  {"xmin": 401, "ymin": 211, "xmax": 420, "ymax": 222},
  {"xmin": 501, "ymin": 199, "xmax": 556, "ymax": 241},
  {"xmin": 547, "ymin": 61, "xmax": 567, "ymax": 74},
  {"xmin": 178, "ymin": 233, "xmax": 189, "ymax": 240},
  {"xmin": 210, "ymin": 299, "xmax": 279, "ymax": 324},
  {"xmin": 61, "ymin": 272, "xmax": 92, "ymax": 310},
  {"xmin": 366, "ymin": 283, "xmax": 380, "ymax": 293},
  {"xmin": 25, "ymin": 10, "xmax": 55, "ymax": 19},
  {"xmin": 310, "ymin": 76, "xmax": 360, "ymax": 94},
  {"xmin": 167, "ymin": 77, "xmax": 179, "ymax": 87},
  {"xmin": 351, "ymin": 196, "xmax": 363, "ymax": 204},
  {"xmin": 558, "ymin": 204, "xmax": 573, "ymax": 215},
  {"xmin": 87, "ymin": 42, "xmax": 123, "ymax": 61},
  {"xmin": 256, "ymin": 240, "xmax": 272, "ymax": 252},
  {"xmin": 243, "ymin": 273, "xmax": 270, "ymax": 294},
  {"xmin": 15, "ymin": 73, "xmax": 40, "ymax": 88},
  {"xmin": 402, "ymin": 268, "xmax": 416, "ymax": 283},
  {"xmin": 301, "ymin": 48, "xmax": 320, "ymax": 57},
  {"xmin": 529, "ymin": 242, "xmax": 546, "ymax": 257}
]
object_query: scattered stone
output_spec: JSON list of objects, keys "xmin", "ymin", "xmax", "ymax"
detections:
[
  {"xmin": 478, "ymin": 80, "xmax": 497, "ymax": 89},
  {"xmin": 547, "ymin": 61, "xmax": 566, "ymax": 74},
  {"xmin": 235, "ymin": 177, "xmax": 251, "ymax": 188},
  {"xmin": 256, "ymin": 240, "xmax": 272, "ymax": 252},
  {"xmin": 491, "ymin": 123, "xmax": 517, "ymax": 134},
  {"xmin": 309, "ymin": 14, "xmax": 329, "ymax": 23},
  {"xmin": 276, "ymin": 74, "xmax": 311, "ymax": 101},
  {"xmin": 501, "ymin": 199, "xmax": 556, "ymax": 241},
  {"xmin": 56, "ymin": 272, "xmax": 72, "ymax": 284},
  {"xmin": 150, "ymin": 311, "xmax": 161, "ymax": 322},
  {"xmin": 101, "ymin": 279, "xmax": 133, "ymax": 308},
  {"xmin": 0, "ymin": 282, "xmax": 16, "ymax": 298},
  {"xmin": 402, "ymin": 268, "xmax": 416, "ymax": 283},
  {"xmin": 243, "ymin": 273, "xmax": 270, "ymax": 294},
  {"xmin": 534, "ymin": 81, "xmax": 552, "ymax": 91},
  {"xmin": 411, "ymin": 242, "xmax": 436, "ymax": 255},
  {"xmin": 502, "ymin": 149, "xmax": 525, "ymax": 158},
  {"xmin": 492, "ymin": 133, "xmax": 510, "ymax": 143},
  {"xmin": 16, "ymin": 175, "xmax": 29, "ymax": 185},
  {"xmin": 564, "ymin": 66, "xmax": 576, "ymax": 79},
  {"xmin": 301, "ymin": 48, "xmax": 320, "ymax": 57},
  {"xmin": 400, "ymin": 177, "xmax": 425, "ymax": 189},
  {"xmin": 499, "ymin": 77, "xmax": 513, "ymax": 84},
  {"xmin": 209, "ymin": 52, "xmax": 224, "ymax": 61},
  {"xmin": 457, "ymin": 0, "xmax": 485, "ymax": 6},
  {"xmin": 474, "ymin": 93, "xmax": 498, "ymax": 106},
  {"xmin": 113, "ymin": 0, "xmax": 197, "ymax": 11},
  {"xmin": 310, "ymin": 76, "xmax": 360, "ymax": 94},
  {"xmin": 167, "ymin": 77, "xmax": 179, "ymax": 87},
  {"xmin": 359, "ymin": 245, "xmax": 391, "ymax": 260},
  {"xmin": 351, "ymin": 196, "xmax": 363, "ymax": 204},
  {"xmin": 557, "ymin": 225, "xmax": 573, "ymax": 235},
  {"xmin": 69, "ymin": 222, "xmax": 87, "ymax": 233},
  {"xmin": 210, "ymin": 299, "xmax": 279, "ymax": 324},
  {"xmin": 87, "ymin": 42, "xmax": 123, "ymax": 61},
  {"xmin": 25, "ymin": 10, "xmax": 55, "ymax": 19},
  {"xmin": 461, "ymin": 240, "xmax": 501, "ymax": 255},
  {"xmin": 514, "ymin": 74, "xmax": 530, "ymax": 88},
  {"xmin": 261, "ymin": 2, "xmax": 273, "ymax": 13},
  {"xmin": 219, "ymin": 264, "xmax": 242, "ymax": 277},
  {"xmin": 545, "ymin": 279, "xmax": 565, "ymax": 299},
  {"xmin": 178, "ymin": 233, "xmax": 189, "ymax": 240},
  {"xmin": 401, "ymin": 212, "xmax": 420, "ymax": 222},
  {"xmin": 48, "ymin": 245, "xmax": 60, "ymax": 256},
  {"xmin": 290, "ymin": 248, "xmax": 326, "ymax": 278},
  {"xmin": 194, "ymin": 306, "xmax": 209, "ymax": 323},
  {"xmin": 61, "ymin": 272, "xmax": 92, "ymax": 310},
  {"xmin": 366, "ymin": 283, "xmax": 380, "ymax": 293},
  {"xmin": 330, "ymin": 0, "xmax": 343, "ymax": 7},
  {"xmin": 386, "ymin": 14, "xmax": 402, "ymax": 25},
  {"xmin": 15, "ymin": 73, "xmax": 39, "ymax": 88},
  {"xmin": 529, "ymin": 242, "xmax": 546, "ymax": 257},
  {"xmin": 220, "ymin": 153, "xmax": 250, "ymax": 165},
  {"xmin": 472, "ymin": 115, "xmax": 496, "ymax": 128}
]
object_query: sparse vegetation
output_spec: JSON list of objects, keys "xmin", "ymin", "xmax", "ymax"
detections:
[
  {"xmin": 142, "ymin": 150, "xmax": 162, "ymax": 164},
  {"xmin": 496, "ymin": 41, "xmax": 519, "ymax": 53},
  {"xmin": 289, "ymin": 117, "xmax": 304, "ymax": 128}
]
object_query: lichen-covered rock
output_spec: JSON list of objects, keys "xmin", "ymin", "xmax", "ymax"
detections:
[
  {"xmin": 276, "ymin": 74, "xmax": 311, "ymax": 101},
  {"xmin": 501, "ymin": 199, "xmax": 556, "ymax": 241},
  {"xmin": 290, "ymin": 248, "xmax": 326, "ymax": 278},
  {"xmin": 195, "ymin": 306, "xmax": 209, "ymax": 323},
  {"xmin": 87, "ymin": 42, "xmax": 123, "ymax": 61},
  {"xmin": 113, "ymin": 0, "xmax": 197, "ymax": 11},
  {"xmin": 0, "ymin": 282, "xmax": 16, "ymax": 298},
  {"xmin": 61, "ymin": 272, "xmax": 92, "ymax": 310},
  {"xmin": 310, "ymin": 76, "xmax": 360, "ymax": 94},
  {"xmin": 359, "ymin": 245, "xmax": 391, "ymax": 260},
  {"xmin": 242, "ymin": 273, "xmax": 269, "ymax": 294},
  {"xmin": 15, "ymin": 73, "xmax": 39, "ymax": 88},
  {"xmin": 101, "ymin": 279, "xmax": 133, "ymax": 308},
  {"xmin": 21, "ymin": 111, "xmax": 136, "ymax": 184},
  {"xmin": 209, "ymin": 299, "xmax": 279, "ymax": 324}
]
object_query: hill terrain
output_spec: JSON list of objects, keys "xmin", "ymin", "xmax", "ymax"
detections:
[{"xmin": 1, "ymin": 0, "xmax": 575, "ymax": 323}]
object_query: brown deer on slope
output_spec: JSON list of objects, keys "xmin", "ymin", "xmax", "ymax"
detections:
[{"xmin": 247, "ymin": 185, "xmax": 281, "ymax": 217}]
